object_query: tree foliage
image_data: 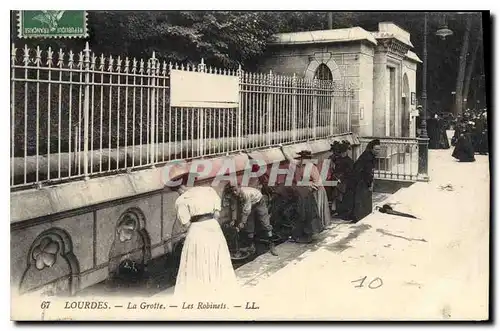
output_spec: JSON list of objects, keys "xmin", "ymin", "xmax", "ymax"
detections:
[
  {"xmin": 87, "ymin": 11, "xmax": 279, "ymax": 68},
  {"xmin": 10, "ymin": 11, "xmax": 487, "ymax": 111}
]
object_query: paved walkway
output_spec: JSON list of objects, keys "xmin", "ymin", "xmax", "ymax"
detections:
[
  {"xmin": 235, "ymin": 149, "xmax": 489, "ymax": 320},
  {"xmin": 153, "ymin": 148, "xmax": 489, "ymax": 321}
]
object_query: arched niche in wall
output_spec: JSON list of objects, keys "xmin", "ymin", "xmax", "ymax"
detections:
[
  {"xmin": 304, "ymin": 56, "xmax": 342, "ymax": 81},
  {"xmin": 19, "ymin": 228, "xmax": 80, "ymax": 296},
  {"xmin": 108, "ymin": 207, "xmax": 152, "ymax": 283}
]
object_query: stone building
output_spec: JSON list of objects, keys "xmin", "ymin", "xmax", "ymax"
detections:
[{"xmin": 260, "ymin": 22, "xmax": 422, "ymax": 138}]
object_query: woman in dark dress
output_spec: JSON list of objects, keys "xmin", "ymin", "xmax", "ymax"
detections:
[
  {"xmin": 452, "ymin": 124, "xmax": 476, "ymax": 162},
  {"xmin": 270, "ymin": 150, "xmax": 323, "ymax": 244},
  {"xmin": 290, "ymin": 150, "xmax": 326, "ymax": 242},
  {"xmin": 332, "ymin": 141, "xmax": 355, "ymax": 218},
  {"xmin": 348, "ymin": 139, "xmax": 381, "ymax": 222}
]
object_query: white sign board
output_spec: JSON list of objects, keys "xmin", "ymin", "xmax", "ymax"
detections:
[{"xmin": 170, "ymin": 70, "xmax": 239, "ymax": 108}]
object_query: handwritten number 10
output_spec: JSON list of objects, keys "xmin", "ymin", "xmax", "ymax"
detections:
[{"xmin": 351, "ymin": 276, "xmax": 383, "ymax": 289}]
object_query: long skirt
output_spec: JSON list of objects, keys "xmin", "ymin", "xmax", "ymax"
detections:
[
  {"xmin": 352, "ymin": 180, "xmax": 373, "ymax": 222},
  {"xmin": 175, "ymin": 219, "xmax": 239, "ymax": 299},
  {"xmin": 439, "ymin": 130, "xmax": 450, "ymax": 149},
  {"xmin": 336, "ymin": 181, "xmax": 354, "ymax": 219},
  {"xmin": 314, "ymin": 186, "xmax": 332, "ymax": 228},
  {"xmin": 292, "ymin": 187, "xmax": 323, "ymax": 238},
  {"xmin": 452, "ymin": 136, "xmax": 476, "ymax": 162}
]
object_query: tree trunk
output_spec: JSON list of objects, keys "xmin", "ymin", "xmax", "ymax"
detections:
[
  {"xmin": 462, "ymin": 39, "xmax": 480, "ymax": 111},
  {"xmin": 327, "ymin": 13, "xmax": 333, "ymax": 29},
  {"xmin": 454, "ymin": 16, "xmax": 472, "ymax": 117}
]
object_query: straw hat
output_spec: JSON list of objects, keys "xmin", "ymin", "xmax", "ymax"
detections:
[{"xmin": 165, "ymin": 164, "xmax": 199, "ymax": 186}]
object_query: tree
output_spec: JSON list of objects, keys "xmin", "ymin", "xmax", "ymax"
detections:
[
  {"xmin": 86, "ymin": 11, "xmax": 279, "ymax": 68},
  {"xmin": 463, "ymin": 15, "xmax": 483, "ymax": 110},
  {"xmin": 454, "ymin": 15, "xmax": 472, "ymax": 116}
]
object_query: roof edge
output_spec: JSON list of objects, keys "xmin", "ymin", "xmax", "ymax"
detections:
[
  {"xmin": 269, "ymin": 27, "xmax": 378, "ymax": 46},
  {"xmin": 405, "ymin": 50, "xmax": 422, "ymax": 63}
]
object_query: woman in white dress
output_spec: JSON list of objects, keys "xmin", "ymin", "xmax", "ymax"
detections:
[{"xmin": 168, "ymin": 168, "xmax": 239, "ymax": 299}]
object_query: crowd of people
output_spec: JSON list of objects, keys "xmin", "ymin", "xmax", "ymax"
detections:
[
  {"xmin": 451, "ymin": 110, "xmax": 489, "ymax": 162},
  {"xmin": 426, "ymin": 112, "xmax": 451, "ymax": 150},
  {"xmin": 167, "ymin": 139, "xmax": 382, "ymax": 298},
  {"xmin": 417, "ymin": 107, "xmax": 489, "ymax": 162},
  {"xmin": 168, "ymin": 104, "xmax": 489, "ymax": 297}
]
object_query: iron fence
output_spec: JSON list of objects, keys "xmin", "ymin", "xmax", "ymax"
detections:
[
  {"xmin": 358, "ymin": 137, "xmax": 429, "ymax": 182},
  {"xmin": 11, "ymin": 43, "xmax": 354, "ymax": 189}
]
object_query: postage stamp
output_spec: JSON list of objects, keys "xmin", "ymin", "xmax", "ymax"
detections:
[
  {"xmin": 9, "ymin": 10, "xmax": 490, "ymax": 322},
  {"xmin": 17, "ymin": 10, "xmax": 88, "ymax": 39}
]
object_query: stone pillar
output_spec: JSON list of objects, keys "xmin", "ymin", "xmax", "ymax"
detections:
[
  {"xmin": 372, "ymin": 50, "xmax": 388, "ymax": 137},
  {"xmin": 357, "ymin": 46, "xmax": 375, "ymax": 136}
]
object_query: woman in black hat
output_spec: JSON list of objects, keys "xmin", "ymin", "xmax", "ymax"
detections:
[
  {"xmin": 292, "ymin": 150, "xmax": 331, "ymax": 231},
  {"xmin": 280, "ymin": 150, "xmax": 323, "ymax": 243},
  {"xmin": 344, "ymin": 139, "xmax": 381, "ymax": 222},
  {"xmin": 452, "ymin": 127, "xmax": 476, "ymax": 162}
]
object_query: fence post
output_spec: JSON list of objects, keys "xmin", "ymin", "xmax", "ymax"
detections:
[
  {"xmin": 329, "ymin": 83, "xmax": 335, "ymax": 136},
  {"xmin": 417, "ymin": 137, "xmax": 429, "ymax": 181},
  {"xmin": 266, "ymin": 70, "xmax": 273, "ymax": 146},
  {"xmin": 312, "ymin": 78, "xmax": 318, "ymax": 139},
  {"xmin": 237, "ymin": 64, "xmax": 243, "ymax": 150},
  {"xmin": 198, "ymin": 59, "xmax": 206, "ymax": 157},
  {"xmin": 83, "ymin": 42, "xmax": 91, "ymax": 180},
  {"xmin": 149, "ymin": 52, "xmax": 157, "ymax": 166},
  {"xmin": 347, "ymin": 90, "xmax": 352, "ymax": 132},
  {"xmin": 292, "ymin": 73, "xmax": 297, "ymax": 141}
]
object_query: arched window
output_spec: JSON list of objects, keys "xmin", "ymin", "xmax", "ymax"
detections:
[{"xmin": 314, "ymin": 63, "xmax": 333, "ymax": 81}]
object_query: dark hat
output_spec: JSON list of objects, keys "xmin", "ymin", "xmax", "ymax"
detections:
[
  {"xmin": 339, "ymin": 141, "xmax": 350, "ymax": 153},
  {"xmin": 294, "ymin": 150, "xmax": 313, "ymax": 159},
  {"xmin": 330, "ymin": 141, "xmax": 341, "ymax": 152}
]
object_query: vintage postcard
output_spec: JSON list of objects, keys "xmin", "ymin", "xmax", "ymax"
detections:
[{"xmin": 9, "ymin": 10, "xmax": 490, "ymax": 321}]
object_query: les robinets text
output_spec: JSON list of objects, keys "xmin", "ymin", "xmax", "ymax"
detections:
[{"xmin": 63, "ymin": 301, "xmax": 260, "ymax": 310}]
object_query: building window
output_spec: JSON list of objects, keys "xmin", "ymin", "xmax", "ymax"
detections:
[{"xmin": 314, "ymin": 63, "xmax": 333, "ymax": 81}]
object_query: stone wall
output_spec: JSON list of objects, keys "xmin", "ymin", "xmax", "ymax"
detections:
[
  {"xmin": 260, "ymin": 41, "xmax": 376, "ymax": 137},
  {"xmin": 11, "ymin": 133, "xmax": 359, "ymax": 296}
]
